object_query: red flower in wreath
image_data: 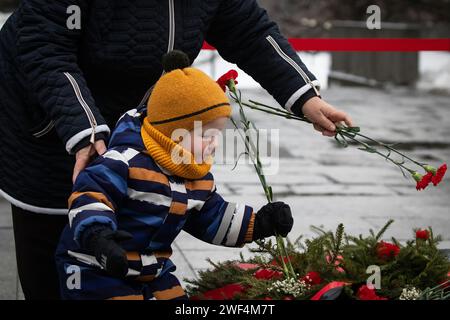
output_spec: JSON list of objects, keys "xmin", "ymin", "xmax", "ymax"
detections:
[
  {"xmin": 217, "ymin": 70, "xmax": 238, "ymax": 92},
  {"xmin": 356, "ymin": 285, "xmax": 388, "ymax": 300},
  {"xmin": 416, "ymin": 229, "xmax": 430, "ymax": 240},
  {"xmin": 431, "ymin": 164, "xmax": 447, "ymax": 186},
  {"xmin": 254, "ymin": 268, "xmax": 283, "ymax": 280},
  {"xmin": 301, "ymin": 271, "xmax": 322, "ymax": 285},
  {"xmin": 376, "ymin": 241, "xmax": 400, "ymax": 261}
]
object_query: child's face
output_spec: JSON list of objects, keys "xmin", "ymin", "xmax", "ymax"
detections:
[{"xmin": 177, "ymin": 117, "xmax": 228, "ymax": 164}]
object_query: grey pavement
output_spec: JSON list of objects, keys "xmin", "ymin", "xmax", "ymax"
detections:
[{"xmin": 1, "ymin": 86, "xmax": 449, "ymax": 299}]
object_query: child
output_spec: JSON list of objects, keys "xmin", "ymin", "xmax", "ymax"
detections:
[{"xmin": 55, "ymin": 51, "xmax": 293, "ymax": 300}]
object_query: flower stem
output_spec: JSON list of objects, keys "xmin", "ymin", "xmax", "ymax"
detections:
[
  {"xmin": 337, "ymin": 125, "xmax": 426, "ymax": 168},
  {"xmin": 338, "ymin": 130, "xmax": 416, "ymax": 175},
  {"xmin": 228, "ymin": 84, "xmax": 296, "ymax": 279},
  {"xmin": 236, "ymin": 96, "xmax": 421, "ymax": 178}
]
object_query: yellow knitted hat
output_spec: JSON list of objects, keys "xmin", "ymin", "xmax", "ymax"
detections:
[
  {"xmin": 146, "ymin": 51, "xmax": 232, "ymax": 138},
  {"xmin": 140, "ymin": 51, "xmax": 231, "ymax": 179}
]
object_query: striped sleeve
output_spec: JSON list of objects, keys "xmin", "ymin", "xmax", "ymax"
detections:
[
  {"xmin": 183, "ymin": 187, "xmax": 255, "ymax": 248},
  {"xmin": 68, "ymin": 148, "xmax": 130, "ymax": 244}
]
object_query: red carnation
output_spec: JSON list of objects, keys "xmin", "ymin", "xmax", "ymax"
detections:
[
  {"xmin": 376, "ymin": 241, "xmax": 400, "ymax": 261},
  {"xmin": 431, "ymin": 164, "xmax": 447, "ymax": 186},
  {"xmin": 217, "ymin": 70, "xmax": 238, "ymax": 92},
  {"xmin": 301, "ymin": 271, "xmax": 322, "ymax": 285},
  {"xmin": 416, "ymin": 229, "xmax": 430, "ymax": 240},
  {"xmin": 356, "ymin": 285, "xmax": 388, "ymax": 300},
  {"xmin": 416, "ymin": 172, "xmax": 433, "ymax": 191},
  {"xmin": 254, "ymin": 268, "xmax": 283, "ymax": 280}
]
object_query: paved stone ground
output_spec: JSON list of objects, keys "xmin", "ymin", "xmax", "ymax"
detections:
[{"xmin": 1, "ymin": 86, "xmax": 449, "ymax": 299}]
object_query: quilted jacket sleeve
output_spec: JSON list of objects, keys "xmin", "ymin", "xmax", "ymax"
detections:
[
  {"xmin": 206, "ymin": 0, "xmax": 321, "ymax": 116},
  {"xmin": 15, "ymin": 0, "xmax": 110, "ymax": 154},
  {"xmin": 183, "ymin": 184, "xmax": 255, "ymax": 248}
]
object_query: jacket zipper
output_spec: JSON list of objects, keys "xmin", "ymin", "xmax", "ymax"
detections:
[
  {"xmin": 168, "ymin": 0, "xmax": 175, "ymax": 53},
  {"xmin": 266, "ymin": 35, "xmax": 320, "ymax": 96},
  {"xmin": 63, "ymin": 72, "xmax": 98, "ymax": 144},
  {"xmin": 137, "ymin": 0, "xmax": 176, "ymax": 108}
]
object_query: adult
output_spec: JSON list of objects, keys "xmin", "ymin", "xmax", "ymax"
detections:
[{"xmin": 0, "ymin": 0, "xmax": 353, "ymax": 299}]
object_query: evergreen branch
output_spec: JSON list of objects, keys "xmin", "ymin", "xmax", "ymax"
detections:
[{"xmin": 375, "ymin": 219, "xmax": 395, "ymax": 241}]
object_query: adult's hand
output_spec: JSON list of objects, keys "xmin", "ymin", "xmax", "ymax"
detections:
[
  {"xmin": 72, "ymin": 140, "xmax": 107, "ymax": 183},
  {"xmin": 302, "ymin": 97, "xmax": 354, "ymax": 137}
]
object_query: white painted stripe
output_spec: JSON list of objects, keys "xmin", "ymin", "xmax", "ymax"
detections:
[
  {"xmin": 141, "ymin": 254, "xmax": 158, "ymax": 267},
  {"xmin": 225, "ymin": 203, "xmax": 246, "ymax": 246},
  {"xmin": 68, "ymin": 202, "xmax": 113, "ymax": 226},
  {"xmin": 285, "ymin": 80, "xmax": 321, "ymax": 112},
  {"xmin": 65, "ymin": 124, "xmax": 110, "ymax": 154},
  {"xmin": 187, "ymin": 199, "xmax": 205, "ymax": 211},
  {"xmin": 127, "ymin": 188, "xmax": 172, "ymax": 207},
  {"xmin": 0, "ymin": 188, "xmax": 68, "ymax": 215},
  {"xmin": 212, "ymin": 202, "xmax": 236, "ymax": 245}
]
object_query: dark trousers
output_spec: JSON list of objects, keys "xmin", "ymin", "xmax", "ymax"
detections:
[{"xmin": 11, "ymin": 205, "xmax": 68, "ymax": 300}]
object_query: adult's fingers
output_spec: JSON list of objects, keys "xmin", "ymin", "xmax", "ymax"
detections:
[
  {"xmin": 313, "ymin": 123, "xmax": 335, "ymax": 137},
  {"xmin": 344, "ymin": 115, "xmax": 354, "ymax": 127},
  {"xmin": 315, "ymin": 113, "xmax": 336, "ymax": 132},
  {"xmin": 72, "ymin": 157, "xmax": 89, "ymax": 183},
  {"xmin": 94, "ymin": 140, "xmax": 107, "ymax": 155},
  {"xmin": 328, "ymin": 110, "xmax": 355, "ymax": 128}
]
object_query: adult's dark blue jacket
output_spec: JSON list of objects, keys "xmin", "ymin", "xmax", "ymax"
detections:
[{"xmin": 0, "ymin": 0, "xmax": 320, "ymax": 213}]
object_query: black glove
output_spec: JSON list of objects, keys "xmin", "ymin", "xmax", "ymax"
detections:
[
  {"xmin": 253, "ymin": 201, "xmax": 293, "ymax": 241},
  {"xmin": 81, "ymin": 224, "xmax": 133, "ymax": 278}
]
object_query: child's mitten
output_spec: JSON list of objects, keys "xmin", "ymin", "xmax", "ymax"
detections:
[
  {"xmin": 253, "ymin": 201, "xmax": 293, "ymax": 240},
  {"xmin": 81, "ymin": 224, "xmax": 133, "ymax": 278}
]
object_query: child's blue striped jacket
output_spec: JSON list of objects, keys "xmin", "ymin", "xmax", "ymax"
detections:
[{"xmin": 57, "ymin": 108, "xmax": 255, "ymax": 279}]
